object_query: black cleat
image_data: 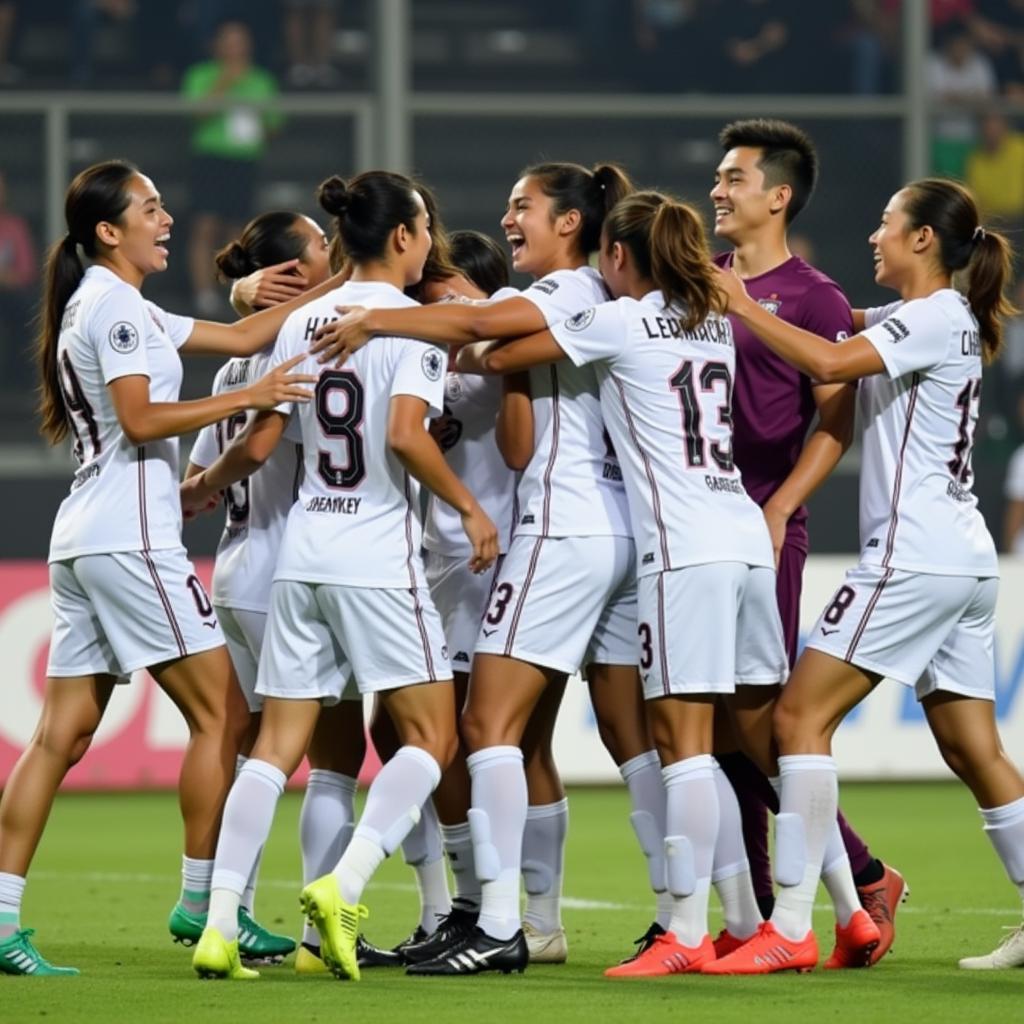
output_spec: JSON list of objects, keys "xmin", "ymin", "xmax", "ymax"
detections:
[
  {"xmin": 618, "ymin": 922, "xmax": 665, "ymax": 964},
  {"xmin": 402, "ymin": 907, "xmax": 479, "ymax": 965},
  {"xmin": 406, "ymin": 927, "xmax": 528, "ymax": 976},
  {"xmin": 356, "ymin": 927, "xmax": 427, "ymax": 968}
]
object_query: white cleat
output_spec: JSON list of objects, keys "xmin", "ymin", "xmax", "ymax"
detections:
[
  {"xmin": 959, "ymin": 923, "xmax": 1024, "ymax": 969},
  {"xmin": 523, "ymin": 922, "xmax": 568, "ymax": 964}
]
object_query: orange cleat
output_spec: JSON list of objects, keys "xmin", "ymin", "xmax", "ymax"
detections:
[
  {"xmin": 823, "ymin": 909, "xmax": 881, "ymax": 969},
  {"xmin": 712, "ymin": 928, "xmax": 747, "ymax": 958},
  {"xmin": 701, "ymin": 921, "xmax": 817, "ymax": 975},
  {"xmin": 857, "ymin": 863, "xmax": 907, "ymax": 965},
  {"xmin": 604, "ymin": 931, "xmax": 715, "ymax": 978}
]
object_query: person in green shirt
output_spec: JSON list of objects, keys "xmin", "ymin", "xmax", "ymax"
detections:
[{"xmin": 182, "ymin": 20, "xmax": 281, "ymax": 316}]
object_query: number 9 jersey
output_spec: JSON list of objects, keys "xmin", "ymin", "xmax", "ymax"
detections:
[{"xmin": 268, "ymin": 280, "xmax": 446, "ymax": 589}]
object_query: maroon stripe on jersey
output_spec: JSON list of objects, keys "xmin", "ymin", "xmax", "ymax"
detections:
[
  {"xmin": 402, "ymin": 472, "xmax": 418, "ymax": 590},
  {"xmin": 612, "ymin": 377, "xmax": 671, "ymax": 571},
  {"xmin": 882, "ymin": 374, "xmax": 920, "ymax": 570},
  {"xmin": 137, "ymin": 447, "xmax": 151, "ymax": 550},
  {"xmin": 844, "ymin": 568, "xmax": 893, "ymax": 663},
  {"xmin": 504, "ymin": 537, "xmax": 545, "ymax": 657},
  {"xmin": 656, "ymin": 573, "xmax": 670, "ymax": 696},
  {"xmin": 292, "ymin": 443, "xmax": 304, "ymax": 502},
  {"xmin": 540, "ymin": 367, "xmax": 561, "ymax": 536}
]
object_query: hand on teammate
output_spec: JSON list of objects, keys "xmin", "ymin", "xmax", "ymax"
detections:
[
  {"xmin": 180, "ymin": 475, "xmax": 219, "ymax": 519},
  {"xmin": 231, "ymin": 259, "xmax": 309, "ymax": 315},
  {"xmin": 712, "ymin": 265, "xmax": 751, "ymax": 312},
  {"xmin": 310, "ymin": 306, "xmax": 371, "ymax": 365},
  {"xmin": 243, "ymin": 354, "xmax": 318, "ymax": 410},
  {"xmin": 461, "ymin": 504, "xmax": 499, "ymax": 575}
]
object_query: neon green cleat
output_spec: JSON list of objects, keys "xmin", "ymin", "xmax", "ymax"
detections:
[
  {"xmin": 298, "ymin": 876, "xmax": 367, "ymax": 982},
  {"xmin": 0, "ymin": 929, "xmax": 79, "ymax": 976},
  {"xmin": 237, "ymin": 908, "xmax": 296, "ymax": 964},
  {"xmin": 192, "ymin": 927, "xmax": 259, "ymax": 980},
  {"xmin": 294, "ymin": 942, "xmax": 330, "ymax": 975}
]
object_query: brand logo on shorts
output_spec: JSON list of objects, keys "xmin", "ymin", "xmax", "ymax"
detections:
[
  {"xmin": 422, "ymin": 348, "xmax": 444, "ymax": 382},
  {"xmin": 482, "ymin": 628, "xmax": 498, "ymax": 638},
  {"xmin": 454, "ymin": 650, "xmax": 470, "ymax": 663},
  {"xmin": 109, "ymin": 321, "xmax": 139, "ymax": 354},
  {"xmin": 821, "ymin": 627, "xmax": 839, "ymax": 636},
  {"xmin": 642, "ymin": 552, "xmax": 655, "ymax": 565},
  {"xmin": 565, "ymin": 308, "xmax": 595, "ymax": 333},
  {"xmin": 441, "ymin": 645, "xmax": 449, "ymax": 659},
  {"xmin": 866, "ymin": 538, "xmax": 879, "ymax": 548},
  {"xmin": 520, "ymin": 514, "xmax": 535, "ymax": 525}
]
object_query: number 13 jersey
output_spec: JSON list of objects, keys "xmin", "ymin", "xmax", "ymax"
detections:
[
  {"xmin": 269, "ymin": 280, "xmax": 446, "ymax": 589},
  {"xmin": 550, "ymin": 290, "xmax": 772, "ymax": 577}
]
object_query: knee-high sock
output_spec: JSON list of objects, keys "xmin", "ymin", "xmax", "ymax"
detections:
[
  {"xmin": 980, "ymin": 796, "xmax": 1024, "ymax": 909},
  {"xmin": 441, "ymin": 821, "xmax": 480, "ymax": 911},
  {"xmin": 208, "ymin": 759, "xmax": 287, "ymax": 941},
  {"xmin": 402, "ymin": 796, "xmax": 452, "ymax": 934},
  {"xmin": 299, "ymin": 769, "xmax": 357, "ymax": 947},
  {"xmin": 664, "ymin": 754, "xmax": 719, "ymax": 947},
  {"xmin": 332, "ymin": 746, "xmax": 441, "ymax": 907},
  {"xmin": 0, "ymin": 873, "xmax": 25, "ymax": 939},
  {"xmin": 711, "ymin": 761, "xmax": 762, "ymax": 940},
  {"xmin": 467, "ymin": 746, "xmax": 526, "ymax": 941},
  {"xmin": 235, "ymin": 756, "xmax": 264, "ymax": 917},
  {"xmin": 522, "ymin": 798, "xmax": 568, "ymax": 934},
  {"xmin": 620, "ymin": 750, "xmax": 668, "ymax": 925},
  {"xmin": 770, "ymin": 754, "xmax": 839, "ymax": 942}
]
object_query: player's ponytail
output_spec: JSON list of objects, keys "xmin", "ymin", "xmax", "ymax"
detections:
[
  {"xmin": 36, "ymin": 159, "xmax": 137, "ymax": 445},
  {"xmin": 523, "ymin": 160, "xmax": 635, "ymax": 256},
  {"xmin": 605, "ymin": 191, "xmax": 725, "ymax": 331},
  {"xmin": 317, "ymin": 170, "xmax": 425, "ymax": 263},
  {"xmin": 214, "ymin": 211, "xmax": 308, "ymax": 283},
  {"xmin": 901, "ymin": 177, "xmax": 1017, "ymax": 364}
]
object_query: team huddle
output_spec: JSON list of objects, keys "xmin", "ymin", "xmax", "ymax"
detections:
[{"xmin": 2, "ymin": 118, "xmax": 1023, "ymax": 983}]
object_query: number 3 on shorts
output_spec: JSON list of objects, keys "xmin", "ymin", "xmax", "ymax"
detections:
[{"xmin": 485, "ymin": 582, "xmax": 514, "ymax": 625}]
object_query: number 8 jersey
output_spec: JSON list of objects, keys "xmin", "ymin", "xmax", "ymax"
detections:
[
  {"xmin": 550, "ymin": 289, "xmax": 772, "ymax": 576},
  {"xmin": 268, "ymin": 280, "xmax": 446, "ymax": 588}
]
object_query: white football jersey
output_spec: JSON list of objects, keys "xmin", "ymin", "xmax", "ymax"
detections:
[
  {"xmin": 269, "ymin": 280, "xmax": 446, "ymax": 588},
  {"xmin": 858, "ymin": 289, "xmax": 997, "ymax": 576},
  {"xmin": 421, "ymin": 371, "xmax": 517, "ymax": 556},
  {"xmin": 515, "ymin": 267, "xmax": 631, "ymax": 539},
  {"xmin": 189, "ymin": 353, "xmax": 304, "ymax": 613},
  {"xmin": 551, "ymin": 290, "xmax": 773, "ymax": 577},
  {"xmin": 48, "ymin": 266, "xmax": 194, "ymax": 562}
]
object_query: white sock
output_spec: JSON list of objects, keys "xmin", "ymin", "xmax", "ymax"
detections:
[
  {"xmin": 821, "ymin": 822, "xmax": 860, "ymax": 927},
  {"xmin": 402, "ymin": 797, "xmax": 452, "ymax": 933},
  {"xmin": 980, "ymin": 796, "xmax": 1024, "ymax": 906},
  {"xmin": 300, "ymin": 769, "xmax": 357, "ymax": 946},
  {"xmin": 333, "ymin": 746, "xmax": 441, "ymax": 906},
  {"xmin": 441, "ymin": 821, "xmax": 480, "ymax": 911},
  {"xmin": 180, "ymin": 856, "xmax": 214, "ymax": 917},
  {"xmin": 770, "ymin": 754, "xmax": 838, "ymax": 942},
  {"xmin": 468, "ymin": 745, "xmax": 526, "ymax": 941},
  {"xmin": 522, "ymin": 797, "xmax": 568, "ymax": 934},
  {"xmin": 711, "ymin": 762, "xmax": 762, "ymax": 940},
  {"xmin": 620, "ymin": 750, "xmax": 668, "ymax": 920},
  {"xmin": 664, "ymin": 754, "xmax": 718, "ymax": 947},
  {"xmin": 0, "ymin": 872, "xmax": 25, "ymax": 939},
  {"xmin": 209, "ymin": 758, "xmax": 287, "ymax": 940},
  {"xmin": 656, "ymin": 890, "xmax": 674, "ymax": 930},
  {"xmin": 234, "ymin": 755, "xmax": 264, "ymax": 918}
]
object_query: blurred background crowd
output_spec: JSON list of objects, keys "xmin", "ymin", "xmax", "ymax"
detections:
[{"xmin": 0, "ymin": 0, "xmax": 1022, "ymax": 557}]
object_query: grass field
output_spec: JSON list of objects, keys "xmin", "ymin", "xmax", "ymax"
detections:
[{"xmin": 3, "ymin": 783, "xmax": 1022, "ymax": 1022}]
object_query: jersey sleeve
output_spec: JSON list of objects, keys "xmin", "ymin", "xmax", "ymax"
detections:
[
  {"xmin": 264, "ymin": 316, "xmax": 306, "ymax": 417},
  {"xmin": 519, "ymin": 271, "xmax": 604, "ymax": 325},
  {"xmin": 189, "ymin": 424, "xmax": 219, "ymax": 469},
  {"xmin": 162, "ymin": 309, "xmax": 196, "ymax": 349},
  {"xmin": 860, "ymin": 297, "xmax": 951, "ymax": 378},
  {"xmin": 549, "ymin": 302, "xmax": 627, "ymax": 367},
  {"xmin": 390, "ymin": 340, "xmax": 447, "ymax": 418},
  {"xmin": 797, "ymin": 282, "xmax": 854, "ymax": 343},
  {"xmin": 93, "ymin": 284, "xmax": 152, "ymax": 384},
  {"xmin": 863, "ymin": 301, "xmax": 903, "ymax": 330},
  {"xmin": 282, "ymin": 410, "xmax": 303, "ymax": 444}
]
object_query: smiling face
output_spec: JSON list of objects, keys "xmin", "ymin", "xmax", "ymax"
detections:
[
  {"xmin": 500, "ymin": 175, "xmax": 565, "ymax": 277},
  {"xmin": 868, "ymin": 190, "xmax": 918, "ymax": 289},
  {"xmin": 97, "ymin": 173, "xmax": 173, "ymax": 279},
  {"xmin": 710, "ymin": 146, "xmax": 785, "ymax": 244}
]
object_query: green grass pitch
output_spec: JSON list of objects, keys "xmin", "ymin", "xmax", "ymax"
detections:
[{"xmin": 3, "ymin": 783, "xmax": 1022, "ymax": 1022}]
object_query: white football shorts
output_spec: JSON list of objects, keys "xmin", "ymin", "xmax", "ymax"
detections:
[
  {"xmin": 47, "ymin": 548, "xmax": 224, "ymax": 678},
  {"xmin": 805, "ymin": 563, "xmax": 998, "ymax": 701},
  {"xmin": 474, "ymin": 534, "xmax": 638, "ymax": 675},
  {"xmin": 424, "ymin": 549, "xmax": 497, "ymax": 674},
  {"xmin": 638, "ymin": 563, "xmax": 788, "ymax": 700},
  {"xmin": 257, "ymin": 580, "xmax": 450, "ymax": 702}
]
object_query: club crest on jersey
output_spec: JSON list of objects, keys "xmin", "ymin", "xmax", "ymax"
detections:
[
  {"xmin": 109, "ymin": 321, "xmax": 139, "ymax": 354},
  {"xmin": 422, "ymin": 348, "xmax": 444, "ymax": 382},
  {"xmin": 757, "ymin": 298, "xmax": 781, "ymax": 316},
  {"xmin": 445, "ymin": 374, "xmax": 463, "ymax": 401},
  {"xmin": 565, "ymin": 308, "xmax": 596, "ymax": 333}
]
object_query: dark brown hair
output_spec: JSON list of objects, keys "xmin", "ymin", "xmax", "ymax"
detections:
[
  {"xmin": 215, "ymin": 211, "xmax": 310, "ymax": 280},
  {"xmin": 604, "ymin": 191, "xmax": 725, "ymax": 330},
  {"xmin": 901, "ymin": 177, "xmax": 1017, "ymax": 363}
]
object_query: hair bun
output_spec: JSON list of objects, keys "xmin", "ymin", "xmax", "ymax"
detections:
[
  {"xmin": 318, "ymin": 175, "xmax": 352, "ymax": 217},
  {"xmin": 214, "ymin": 240, "xmax": 255, "ymax": 280}
]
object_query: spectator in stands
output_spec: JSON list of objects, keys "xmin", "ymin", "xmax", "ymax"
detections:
[
  {"xmin": 842, "ymin": 1, "xmax": 901, "ymax": 94},
  {"xmin": 966, "ymin": 113, "xmax": 1024, "ymax": 231},
  {"xmin": 283, "ymin": 0, "xmax": 339, "ymax": 88},
  {"xmin": 0, "ymin": 170, "xmax": 38, "ymax": 387},
  {"xmin": 182, "ymin": 19, "xmax": 280, "ymax": 315},
  {"xmin": 928, "ymin": 23, "xmax": 997, "ymax": 176},
  {"xmin": 0, "ymin": 1, "xmax": 18, "ymax": 84},
  {"xmin": 631, "ymin": 0, "xmax": 714, "ymax": 92},
  {"xmin": 970, "ymin": 1, "xmax": 1024, "ymax": 95}
]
